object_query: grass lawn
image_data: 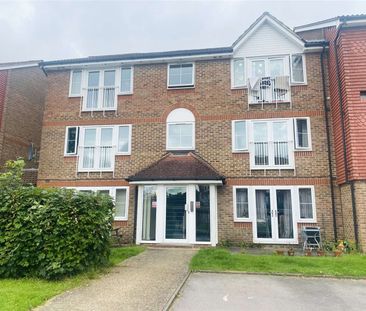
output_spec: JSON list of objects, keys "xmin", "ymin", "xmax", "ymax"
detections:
[
  {"xmin": 0, "ymin": 246, "xmax": 144, "ymax": 311},
  {"xmin": 191, "ymin": 248, "xmax": 366, "ymax": 278}
]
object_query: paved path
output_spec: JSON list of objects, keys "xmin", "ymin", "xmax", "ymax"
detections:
[
  {"xmin": 172, "ymin": 272, "xmax": 366, "ymax": 311},
  {"xmin": 39, "ymin": 247, "xmax": 196, "ymax": 311}
]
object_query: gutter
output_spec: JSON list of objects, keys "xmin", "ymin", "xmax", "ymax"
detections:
[
  {"xmin": 333, "ymin": 22, "xmax": 359, "ymax": 249},
  {"xmin": 320, "ymin": 43, "xmax": 337, "ymax": 241}
]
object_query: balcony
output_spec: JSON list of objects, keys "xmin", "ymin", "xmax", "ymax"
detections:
[
  {"xmin": 248, "ymin": 76, "xmax": 291, "ymax": 107},
  {"xmin": 77, "ymin": 145, "xmax": 115, "ymax": 172},
  {"xmin": 81, "ymin": 86, "xmax": 118, "ymax": 112}
]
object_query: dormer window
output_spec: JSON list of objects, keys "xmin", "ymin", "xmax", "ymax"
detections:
[
  {"xmin": 167, "ymin": 63, "xmax": 194, "ymax": 88},
  {"xmin": 166, "ymin": 108, "xmax": 195, "ymax": 150}
]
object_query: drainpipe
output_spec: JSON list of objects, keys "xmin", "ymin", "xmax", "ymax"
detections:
[
  {"xmin": 320, "ymin": 43, "xmax": 337, "ymax": 241},
  {"xmin": 333, "ymin": 22, "xmax": 359, "ymax": 249}
]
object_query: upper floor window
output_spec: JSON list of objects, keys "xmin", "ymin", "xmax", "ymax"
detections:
[
  {"xmin": 69, "ymin": 70, "xmax": 82, "ymax": 97},
  {"xmin": 294, "ymin": 117, "xmax": 311, "ymax": 150},
  {"xmin": 117, "ymin": 125, "xmax": 132, "ymax": 154},
  {"xmin": 121, "ymin": 67, "xmax": 133, "ymax": 94},
  {"xmin": 291, "ymin": 54, "xmax": 305, "ymax": 84},
  {"xmin": 232, "ymin": 120, "xmax": 247, "ymax": 151},
  {"xmin": 64, "ymin": 126, "xmax": 79, "ymax": 155},
  {"xmin": 232, "ymin": 58, "xmax": 245, "ymax": 88},
  {"xmin": 168, "ymin": 63, "xmax": 194, "ymax": 88},
  {"xmin": 166, "ymin": 108, "xmax": 195, "ymax": 150}
]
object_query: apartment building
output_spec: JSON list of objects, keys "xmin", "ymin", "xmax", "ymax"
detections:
[
  {"xmin": 0, "ymin": 61, "xmax": 47, "ymax": 184},
  {"xmin": 38, "ymin": 12, "xmax": 335, "ymax": 247},
  {"xmin": 296, "ymin": 14, "xmax": 366, "ymax": 250}
]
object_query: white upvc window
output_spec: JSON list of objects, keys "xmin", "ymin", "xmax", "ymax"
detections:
[
  {"xmin": 64, "ymin": 126, "xmax": 79, "ymax": 156},
  {"xmin": 74, "ymin": 187, "xmax": 129, "ymax": 220},
  {"xmin": 291, "ymin": 54, "xmax": 306, "ymax": 84},
  {"xmin": 69, "ymin": 70, "xmax": 83, "ymax": 97},
  {"xmin": 232, "ymin": 120, "xmax": 248, "ymax": 152},
  {"xmin": 233, "ymin": 186, "xmax": 251, "ymax": 221},
  {"xmin": 248, "ymin": 56, "xmax": 290, "ymax": 78},
  {"xmin": 167, "ymin": 63, "xmax": 195, "ymax": 88},
  {"xmin": 297, "ymin": 186, "xmax": 316, "ymax": 222},
  {"xmin": 231, "ymin": 58, "xmax": 245, "ymax": 88},
  {"xmin": 120, "ymin": 66, "xmax": 133, "ymax": 94},
  {"xmin": 166, "ymin": 108, "xmax": 195, "ymax": 150},
  {"xmin": 117, "ymin": 125, "xmax": 132, "ymax": 155},
  {"xmin": 294, "ymin": 117, "xmax": 311, "ymax": 150},
  {"xmin": 249, "ymin": 119, "xmax": 294, "ymax": 169}
]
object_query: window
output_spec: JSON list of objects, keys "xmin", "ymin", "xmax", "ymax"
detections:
[
  {"xmin": 64, "ymin": 126, "xmax": 79, "ymax": 155},
  {"xmin": 291, "ymin": 54, "xmax": 306, "ymax": 83},
  {"xmin": 234, "ymin": 187, "xmax": 250, "ymax": 221},
  {"xmin": 117, "ymin": 125, "xmax": 131, "ymax": 154},
  {"xmin": 232, "ymin": 58, "xmax": 245, "ymax": 88},
  {"xmin": 249, "ymin": 119, "xmax": 294, "ymax": 169},
  {"xmin": 75, "ymin": 187, "xmax": 129, "ymax": 220},
  {"xmin": 166, "ymin": 108, "xmax": 195, "ymax": 150},
  {"xmin": 69, "ymin": 70, "xmax": 82, "ymax": 96},
  {"xmin": 168, "ymin": 63, "xmax": 194, "ymax": 88},
  {"xmin": 120, "ymin": 67, "xmax": 133, "ymax": 94},
  {"xmin": 232, "ymin": 120, "xmax": 247, "ymax": 151},
  {"xmin": 295, "ymin": 118, "xmax": 311, "ymax": 149},
  {"xmin": 298, "ymin": 187, "xmax": 315, "ymax": 222}
]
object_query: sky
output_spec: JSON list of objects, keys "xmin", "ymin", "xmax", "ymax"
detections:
[{"xmin": 0, "ymin": 0, "xmax": 365, "ymax": 63}]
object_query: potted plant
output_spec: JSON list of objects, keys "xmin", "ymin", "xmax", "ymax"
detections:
[
  {"xmin": 316, "ymin": 248, "xmax": 325, "ymax": 256},
  {"xmin": 304, "ymin": 248, "xmax": 312, "ymax": 256},
  {"xmin": 288, "ymin": 247, "xmax": 295, "ymax": 256},
  {"xmin": 276, "ymin": 249, "xmax": 285, "ymax": 256}
]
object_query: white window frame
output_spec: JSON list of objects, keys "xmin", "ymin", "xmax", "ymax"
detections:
[
  {"xmin": 297, "ymin": 186, "xmax": 316, "ymax": 223},
  {"xmin": 233, "ymin": 186, "xmax": 252, "ymax": 222},
  {"xmin": 116, "ymin": 124, "xmax": 132, "ymax": 155},
  {"xmin": 119, "ymin": 66, "xmax": 134, "ymax": 95},
  {"xmin": 167, "ymin": 63, "xmax": 195, "ymax": 89},
  {"xmin": 64, "ymin": 126, "xmax": 79, "ymax": 156},
  {"xmin": 294, "ymin": 117, "xmax": 312, "ymax": 150},
  {"xmin": 232, "ymin": 120, "xmax": 248, "ymax": 152},
  {"xmin": 69, "ymin": 70, "xmax": 83, "ymax": 97},
  {"xmin": 73, "ymin": 186, "xmax": 129, "ymax": 221},
  {"xmin": 166, "ymin": 122, "xmax": 195, "ymax": 151},
  {"xmin": 249, "ymin": 118, "xmax": 295, "ymax": 170},
  {"xmin": 231, "ymin": 58, "xmax": 246, "ymax": 89},
  {"xmin": 290, "ymin": 54, "xmax": 307, "ymax": 85},
  {"xmin": 247, "ymin": 56, "xmax": 290, "ymax": 79}
]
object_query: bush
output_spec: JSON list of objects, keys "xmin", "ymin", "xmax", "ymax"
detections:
[{"xmin": 0, "ymin": 186, "xmax": 114, "ymax": 279}]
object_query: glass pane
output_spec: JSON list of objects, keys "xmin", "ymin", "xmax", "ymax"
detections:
[
  {"xmin": 168, "ymin": 123, "xmax": 193, "ymax": 149},
  {"xmin": 256, "ymin": 189, "xmax": 271, "ymax": 238},
  {"xmin": 233, "ymin": 59, "xmax": 245, "ymax": 86},
  {"xmin": 88, "ymin": 71, "xmax": 99, "ymax": 87},
  {"xmin": 234, "ymin": 121, "xmax": 246, "ymax": 150},
  {"xmin": 87, "ymin": 71, "xmax": 99, "ymax": 108},
  {"xmin": 253, "ymin": 122, "xmax": 267, "ymax": 142},
  {"xmin": 273, "ymin": 122, "xmax": 289, "ymax": 166},
  {"xmin": 66, "ymin": 127, "xmax": 77, "ymax": 154},
  {"xmin": 100, "ymin": 128, "xmax": 113, "ymax": 146},
  {"xmin": 236, "ymin": 188, "xmax": 249, "ymax": 218},
  {"xmin": 100, "ymin": 128, "xmax": 113, "ymax": 168},
  {"xmin": 118, "ymin": 126, "xmax": 130, "ymax": 153},
  {"xmin": 253, "ymin": 122, "xmax": 268, "ymax": 166},
  {"xmin": 165, "ymin": 187, "xmax": 186, "ymax": 239},
  {"xmin": 169, "ymin": 65, "xmax": 181, "ymax": 85},
  {"xmin": 104, "ymin": 70, "xmax": 115, "ymax": 86},
  {"xmin": 269, "ymin": 59, "xmax": 284, "ymax": 77},
  {"xmin": 115, "ymin": 189, "xmax": 127, "ymax": 218},
  {"xmin": 196, "ymin": 185, "xmax": 210, "ymax": 242},
  {"xmin": 276, "ymin": 190, "xmax": 293, "ymax": 239},
  {"xmin": 299, "ymin": 188, "xmax": 313, "ymax": 219},
  {"xmin": 252, "ymin": 60, "xmax": 265, "ymax": 78},
  {"xmin": 296, "ymin": 119, "xmax": 309, "ymax": 148},
  {"xmin": 83, "ymin": 129, "xmax": 96, "ymax": 168},
  {"xmin": 142, "ymin": 186, "xmax": 157, "ymax": 241},
  {"xmin": 181, "ymin": 64, "xmax": 193, "ymax": 85},
  {"xmin": 71, "ymin": 71, "xmax": 82, "ymax": 95},
  {"xmin": 84, "ymin": 129, "xmax": 96, "ymax": 146},
  {"xmin": 97, "ymin": 190, "xmax": 110, "ymax": 196},
  {"xmin": 121, "ymin": 67, "xmax": 132, "ymax": 93},
  {"xmin": 292, "ymin": 55, "xmax": 304, "ymax": 82}
]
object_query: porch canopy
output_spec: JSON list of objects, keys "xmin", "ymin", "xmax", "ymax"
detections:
[{"xmin": 127, "ymin": 152, "xmax": 225, "ymax": 184}]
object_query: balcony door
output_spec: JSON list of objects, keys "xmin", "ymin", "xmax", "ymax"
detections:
[{"xmin": 253, "ymin": 187, "xmax": 297, "ymax": 244}]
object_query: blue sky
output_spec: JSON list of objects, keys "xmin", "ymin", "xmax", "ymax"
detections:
[{"xmin": 0, "ymin": 0, "xmax": 365, "ymax": 62}]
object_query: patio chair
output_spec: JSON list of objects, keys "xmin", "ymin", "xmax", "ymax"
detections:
[{"xmin": 302, "ymin": 226, "xmax": 322, "ymax": 250}]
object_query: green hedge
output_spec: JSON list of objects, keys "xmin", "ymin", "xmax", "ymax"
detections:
[{"xmin": 0, "ymin": 187, "xmax": 114, "ymax": 279}]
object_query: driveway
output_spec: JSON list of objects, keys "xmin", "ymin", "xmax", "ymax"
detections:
[
  {"xmin": 171, "ymin": 272, "xmax": 366, "ymax": 311},
  {"xmin": 38, "ymin": 247, "xmax": 196, "ymax": 311}
]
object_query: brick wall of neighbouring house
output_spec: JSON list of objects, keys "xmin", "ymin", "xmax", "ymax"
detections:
[
  {"xmin": 0, "ymin": 70, "xmax": 8, "ymax": 162},
  {"xmin": 38, "ymin": 52, "xmax": 336, "ymax": 244},
  {"xmin": 0, "ymin": 66, "xmax": 47, "ymax": 169}
]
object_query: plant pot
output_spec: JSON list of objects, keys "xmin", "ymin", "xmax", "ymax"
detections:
[
  {"xmin": 333, "ymin": 250, "xmax": 343, "ymax": 257},
  {"xmin": 288, "ymin": 249, "xmax": 295, "ymax": 256},
  {"xmin": 317, "ymin": 250, "xmax": 325, "ymax": 256},
  {"xmin": 305, "ymin": 249, "xmax": 312, "ymax": 256},
  {"xmin": 276, "ymin": 249, "xmax": 285, "ymax": 256}
]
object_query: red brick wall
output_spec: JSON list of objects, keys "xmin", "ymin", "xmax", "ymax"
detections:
[{"xmin": 0, "ymin": 70, "xmax": 8, "ymax": 160}]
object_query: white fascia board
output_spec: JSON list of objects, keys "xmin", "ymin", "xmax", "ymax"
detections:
[
  {"xmin": 0, "ymin": 63, "xmax": 40, "ymax": 71},
  {"xmin": 129, "ymin": 180, "xmax": 223, "ymax": 185}
]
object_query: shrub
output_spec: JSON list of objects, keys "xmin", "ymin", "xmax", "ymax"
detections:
[{"xmin": 0, "ymin": 186, "xmax": 114, "ymax": 279}]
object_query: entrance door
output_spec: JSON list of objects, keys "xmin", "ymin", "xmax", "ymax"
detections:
[{"xmin": 254, "ymin": 188, "xmax": 297, "ymax": 244}]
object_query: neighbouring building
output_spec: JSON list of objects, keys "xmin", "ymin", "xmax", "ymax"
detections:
[
  {"xmin": 295, "ymin": 14, "xmax": 366, "ymax": 250},
  {"xmin": 0, "ymin": 61, "xmax": 47, "ymax": 184},
  {"xmin": 37, "ymin": 12, "xmax": 348, "ymax": 249}
]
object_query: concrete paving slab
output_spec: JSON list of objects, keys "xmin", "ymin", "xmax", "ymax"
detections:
[
  {"xmin": 38, "ymin": 247, "xmax": 196, "ymax": 311},
  {"xmin": 171, "ymin": 272, "xmax": 366, "ymax": 311}
]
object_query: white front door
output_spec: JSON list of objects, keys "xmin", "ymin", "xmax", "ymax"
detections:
[
  {"xmin": 253, "ymin": 187, "xmax": 298, "ymax": 244},
  {"xmin": 136, "ymin": 184, "xmax": 217, "ymax": 245}
]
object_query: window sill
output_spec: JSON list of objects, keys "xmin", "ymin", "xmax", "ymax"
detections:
[
  {"xmin": 231, "ymin": 86, "xmax": 247, "ymax": 90},
  {"xmin": 78, "ymin": 169, "xmax": 114, "ymax": 173},
  {"xmin": 295, "ymin": 148, "xmax": 312, "ymax": 152},
  {"xmin": 116, "ymin": 153, "xmax": 131, "ymax": 156},
  {"xmin": 167, "ymin": 85, "xmax": 195, "ymax": 90},
  {"xmin": 118, "ymin": 92, "xmax": 133, "ymax": 96},
  {"xmin": 64, "ymin": 154, "xmax": 77, "ymax": 157},
  {"xmin": 298, "ymin": 219, "xmax": 317, "ymax": 224},
  {"xmin": 81, "ymin": 108, "xmax": 117, "ymax": 112},
  {"xmin": 234, "ymin": 219, "xmax": 252, "ymax": 223},
  {"xmin": 250, "ymin": 166, "xmax": 295, "ymax": 170},
  {"xmin": 232, "ymin": 150, "xmax": 249, "ymax": 153},
  {"xmin": 69, "ymin": 95, "xmax": 82, "ymax": 98},
  {"xmin": 114, "ymin": 217, "xmax": 128, "ymax": 221}
]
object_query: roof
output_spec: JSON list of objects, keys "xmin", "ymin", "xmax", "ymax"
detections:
[
  {"xmin": 127, "ymin": 152, "xmax": 225, "ymax": 182},
  {"xmin": 0, "ymin": 60, "xmax": 41, "ymax": 70}
]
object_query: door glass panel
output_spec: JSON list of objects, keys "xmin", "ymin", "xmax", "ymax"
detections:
[
  {"xmin": 83, "ymin": 129, "xmax": 96, "ymax": 168},
  {"xmin": 100, "ymin": 128, "xmax": 113, "ymax": 169},
  {"xmin": 103, "ymin": 70, "xmax": 116, "ymax": 108},
  {"xmin": 252, "ymin": 60, "xmax": 265, "ymax": 78},
  {"xmin": 195, "ymin": 185, "xmax": 210, "ymax": 242},
  {"xmin": 142, "ymin": 186, "xmax": 157, "ymax": 241},
  {"xmin": 269, "ymin": 59, "xmax": 284, "ymax": 77},
  {"xmin": 87, "ymin": 71, "xmax": 99, "ymax": 108},
  {"xmin": 273, "ymin": 121, "xmax": 289, "ymax": 165},
  {"xmin": 253, "ymin": 122, "xmax": 268, "ymax": 165},
  {"xmin": 256, "ymin": 189, "xmax": 272, "ymax": 239},
  {"xmin": 276, "ymin": 190, "xmax": 293, "ymax": 239},
  {"xmin": 166, "ymin": 187, "xmax": 186, "ymax": 239}
]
